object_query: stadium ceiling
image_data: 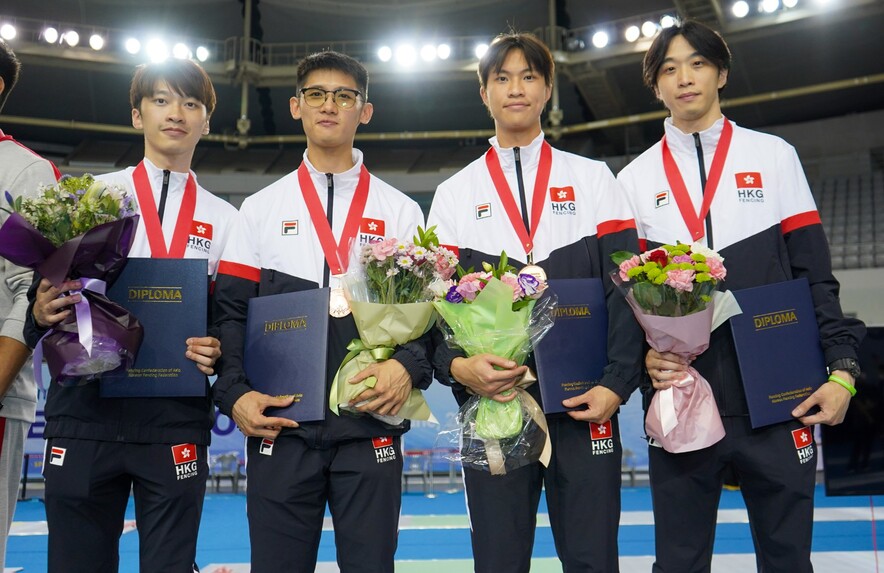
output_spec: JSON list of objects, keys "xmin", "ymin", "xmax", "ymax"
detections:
[{"xmin": 0, "ymin": 0, "xmax": 882, "ymax": 169}]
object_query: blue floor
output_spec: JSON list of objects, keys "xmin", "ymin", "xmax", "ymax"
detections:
[{"xmin": 7, "ymin": 485, "xmax": 884, "ymax": 571}]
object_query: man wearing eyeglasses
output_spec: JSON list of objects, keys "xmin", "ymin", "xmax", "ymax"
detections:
[{"xmin": 212, "ymin": 51, "xmax": 430, "ymax": 573}]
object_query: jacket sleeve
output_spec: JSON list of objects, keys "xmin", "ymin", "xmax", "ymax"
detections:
[
  {"xmin": 210, "ymin": 201, "xmax": 263, "ymax": 417},
  {"xmin": 211, "ymin": 270, "xmax": 258, "ymax": 417},
  {"xmin": 777, "ymin": 145, "xmax": 865, "ymax": 363},
  {"xmin": 596, "ymin": 174, "xmax": 644, "ymax": 403}
]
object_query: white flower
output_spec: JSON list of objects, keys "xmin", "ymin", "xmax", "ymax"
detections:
[
  {"xmin": 690, "ymin": 242, "xmax": 724, "ymax": 263},
  {"xmin": 427, "ymin": 278, "xmax": 453, "ymax": 298},
  {"xmin": 396, "ymin": 255, "xmax": 414, "ymax": 269}
]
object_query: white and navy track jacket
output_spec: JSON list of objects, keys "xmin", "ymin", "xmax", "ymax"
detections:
[
  {"xmin": 212, "ymin": 150, "xmax": 432, "ymax": 443},
  {"xmin": 25, "ymin": 159, "xmax": 237, "ymax": 445},
  {"xmin": 428, "ymin": 132, "xmax": 644, "ymax": 408},
  {"xmin": 618, "ymin": 117, "xmax": 865, "ymax": 415}
]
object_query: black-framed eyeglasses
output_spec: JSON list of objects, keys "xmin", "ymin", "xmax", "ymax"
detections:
[{"xmin": 299, "ymin": 87, "xmax": 363, "ymax": 110}]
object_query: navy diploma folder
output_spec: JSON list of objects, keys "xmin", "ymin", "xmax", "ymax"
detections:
[
  {"xmin": 729, "ymin": 278, "xmax": 826, "ymax": 428},
  {"xmin": 100, "ymin": 258, "xmax": 208, "ymax": 397},
  {"xmin": 534, "ymin": 278, "xmax": 609, "ymax": 414},
  {"xmin": 243, "ymin": 289, "xmax": 329, "ymax": 422}
]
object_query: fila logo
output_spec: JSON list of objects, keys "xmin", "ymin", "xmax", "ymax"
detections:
[
  {"xmin": 550, "ymin": 186, "xmax": 576, "ymax": 215},
  {"xmin": 735, "ymin": 171, "xmax": 764, "ymax": 203},
  {"xmin": 190, "ymin": 220, "xmax": 213, "ymax": 240},
  {"xmin": 791, "ymin": 427, "xmax": 815, "ymax": 464},
  {"xmin": 655, "ymin": 191, "xmax": 670, "ymax": 208},
  {"xmin": 589, "ymin": 421, "xmax": 615, "ymax": 456},
  {"xmin": 475, "ymin": 203, "xmax": 492, "ymax": 220},
  {"xmin": 259, "ymin": 438, "xmax": 274, "ymax": 456},
  {"xmin": 49, "ymin": 446, "xmax": 66, "ymax": 466},
  {"xmin": 171, "ymin": 443, "xmax": 199, "ymax": 480},
  {"xmin": 282, "ymin": 220, "xmax": 299, "ymax": 235}
]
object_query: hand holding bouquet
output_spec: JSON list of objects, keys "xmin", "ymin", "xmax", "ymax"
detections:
[
  {"xmin": 612, "ymin": 242, "xmax": 730, "ymax": 453},
  {"xmin": 434, "ymin": 253, "xmax": 556, "ymax": 474},
  {"xmin": 330, "ymin": 226, "xmax": 458, "ymax": 424},
  {"xmin": 0, "ymin": 175, "xmax": 142, "ymax": 384}
]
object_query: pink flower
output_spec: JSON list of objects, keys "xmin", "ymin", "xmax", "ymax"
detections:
[
  {"xmin": 618, "ymin": 255, "xmax": 642, "ymax": 281},
  {"xmin": 672, "ymin": 255, "xmax": 693, "ymax": 264},
  {"xmin": 705, "ymin": 257, "xmax": 727, "ymax": 281},
  {"xmin": 371, "ymin": 238, "xmax": 397, "ymax": 261},
  {"xmin": 456, "ymin": 272, "xmax": 486, "ymax": 301},
  {"xmin": 664, "ymin": 269, "xmax": 695, "ymax": 292},
  {"xmin": 498, "ymin": 273, "xmax": 524, "ymax": 301}
]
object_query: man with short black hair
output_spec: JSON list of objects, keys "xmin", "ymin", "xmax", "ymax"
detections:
[
  {"xmin": 619, "ymin": 20, "xmax": 866, "ymax": 572},
  {"xmin": 428, "ymin": 32, "xmax": 643, "ymax": 572},
  {"xmin": 26, "ymin": 58, "xmax": 235, "ymax": 572},
  {"xmin": 213, "ymin": 50, "xmax": 430, "ymax": 573}
]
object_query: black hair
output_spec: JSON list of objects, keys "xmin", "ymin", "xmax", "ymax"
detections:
[
  {"xmin": 477, "ymin": 32, "xmax": 555, "ymax": 89},
  {"xmin": 0, "ymin": 41, "xmax": 22, "ymax": 111},
  {"xmin": 297, "ymin": 51, "xmax": 369, "ymax": 100},
  {"xmin": 130, "ymin": 59, "xmax": 217, "ymax": 116},
  {"xmin": 642, "ymin": 20, "xmax": 731, "ymax": 93}
]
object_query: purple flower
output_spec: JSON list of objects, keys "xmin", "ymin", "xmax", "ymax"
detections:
[
  {"xmin": 445, "ymin": 285, "xmax": 464, "ymax": 303},
  {"xmin": 517, "ymin": 273, "xmax": 541, "ymax": 296},
  {"xmin": 672, "ymin": 255, "xmax": 693, "ymax": 264},
  {"xmin": 4, "ymin": 191, "xmax": 13, "ymax": 207}
]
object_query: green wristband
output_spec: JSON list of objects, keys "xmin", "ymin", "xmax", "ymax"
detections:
[{"xmin": 827, "ymin": 374, "xmax": 856, "ymax": 397}]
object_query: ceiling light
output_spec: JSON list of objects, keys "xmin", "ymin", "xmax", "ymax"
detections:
[
  {"xmin": 63, "ymin": 30, "xmax": 80, "ymax": 47},
  {"xmin": 172, "ymin": 42, "xmax": 191, "ymax": 60},
  {"xmin": 475, "ymin": 43, "xmax": 488, "ymax": 59},
  {"xmin": 591, "ymin": 31, "xmax": 609, "ymax": 49},
  {"xmin": 732, "ymin": 1, "xmax": 750, "ymax": 17},
  {"xmin": 624, "ymin": 25, "xmax": 641, "ymax": 43},
  {"xmin": 394, "ymin": 44, "xmax": 416, "ymax": 67},
  {"xmin": 420, "ymin": 44, "xmax": 436, "ymax": 62},
  {"xmin": 196, "ymin": 46, "xmax": 210, "ymax": 62},
  {"xmin": 660, "ymin": 15, "xmax": 677, "ymax": 28},
  {"xmin": 641, "ymin": 21, "xmax": 658, "ymax": 38},
  {"xmin": 436, "ymin": 44, "xmax": 451, "ymax": 60},
  {"xmin": 761, "ymin": 0, "xmax": 780, "ymax": 13},
  {"xmin": 783, "ymin": 0, "xmax": 798, "ymax": 6},
  {"xmin": 43, "ymin": 27, "xmax": 59, "ymax": 43},
  {"xmin": 125, "ymin": 37, "xmax": 141, "ymax": 54},
  {"xmin": 89, "ymin": 34, "xmax": 105, "ymax": 51},
  {"xmin": 377, "ymin": 45, "xmax": 392, "ymax": 62},
  {"xmin": 0, "ymin": 24, "xmax": 17, "ymax": 41},
  {"xmin": 146, "ymin": 38, "xmax": 169, "ymax": 63}
]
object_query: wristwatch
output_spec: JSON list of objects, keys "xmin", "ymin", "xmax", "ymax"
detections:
[{"xmin": 827, "ymin": 358, "xmax": 862, "ymax": 380}]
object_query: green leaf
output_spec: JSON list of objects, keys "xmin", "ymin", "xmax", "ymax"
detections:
[{"xmin": 610, "ymin": 250, "xmax": 637, "ymax": 266}]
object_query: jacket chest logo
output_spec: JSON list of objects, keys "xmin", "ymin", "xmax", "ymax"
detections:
[
  {"xmin": 735, "ymin": 172, "xmax": 765, "ymax": 203},
  {"xmin": 550, "ymin": 186, "xmax": 576, "ymax": 215}
]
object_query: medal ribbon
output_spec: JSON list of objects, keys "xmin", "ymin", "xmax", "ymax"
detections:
[
  {"xmin": 132, "ymin": 161, "xmax": 197, "ymax": 258},
  {"xmin": 661, "ymin": 118, "xmax": 733, "ymax": 242},
  {"xmin": 297, "ymin": 162, "xmax": 371, "ymax": 276},
  {"xmin": 485, "ymin": 140, "xmax": 552, "ymax": 258}
]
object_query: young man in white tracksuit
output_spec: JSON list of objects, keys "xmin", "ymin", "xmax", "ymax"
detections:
[
  {"xmin": 619, "ymin": 20, "xmax": 866, "ymax": 573},
  {"xmin": 212, "ymin": 51, "xmax": 431, "ymax": 573},
  {"xmin": 26, "ymin": 59, "xmax": 235, "ymax": 573},
  {"xmin": 428, "ymin": 32, "xmax": 643, "ymax": 573}
]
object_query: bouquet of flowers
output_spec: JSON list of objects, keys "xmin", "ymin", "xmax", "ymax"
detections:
[
  {"xmin": 0, "ymin": 174, "xmax": 142, "ymax": 385},
  {"xmin": 330, "ymin": 226, "xmax": 459, "ymax": 425},
  {"xmin": 433, "ymin": 253, "xmax": 556, "ymax": 475},
  {"xmin": 612, "ymin": 242, "xmax": 737, "ymax": 453}
]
